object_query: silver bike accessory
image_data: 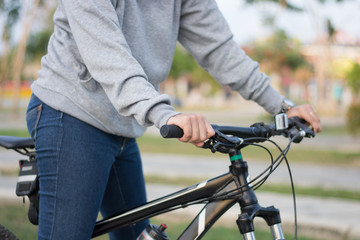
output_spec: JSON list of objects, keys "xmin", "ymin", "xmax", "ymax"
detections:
[{"xmin": 275, "ymin": 113, "xmax": 289, "ymax": 130}]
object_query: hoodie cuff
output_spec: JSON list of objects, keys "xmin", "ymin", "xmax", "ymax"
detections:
[
  {"xmin": 146, "ymin": 102, "xmax": 180, "ymax": 129},
  {"xmin": 256, "ymin": 85, "xmax": 284, "ymax": 115}
]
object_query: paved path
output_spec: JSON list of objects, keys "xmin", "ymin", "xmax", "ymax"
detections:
[
  {"xmin": 2, "ymin": 150, "xmax": 359, "ymax": 191},
  {"xmin": 141, "ymin": 153, "xmax": 360, "ymax": 191}
]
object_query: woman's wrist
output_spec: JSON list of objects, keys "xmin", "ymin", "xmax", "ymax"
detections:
[{"xmin": 279, "ymin": 98, "xmax": 296, "ymax": 114}]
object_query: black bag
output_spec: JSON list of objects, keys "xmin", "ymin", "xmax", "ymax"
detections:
[{"xmin": 16, "ymin": 159, "xmax": 39, "ymax": 225}]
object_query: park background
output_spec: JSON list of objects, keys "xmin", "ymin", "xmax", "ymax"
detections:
[{"xmin": 0, "ymin": 0, "xmax": 360, "ymax": 239}]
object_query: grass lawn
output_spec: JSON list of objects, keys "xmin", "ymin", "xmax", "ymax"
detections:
[
  {"xmin": 0, "ymin": 129, "xmax": 30, "ymax": 138},
  {"xmin": 137, "ymin": 134, "xmax": 360, "ymax": 167},
  {"xmin": 0, "ymin": 200, "xmax": 320, "ymax": 240},
  {"xmin": 145, "ymin": 175, "xmax": 360, "ymax": 201}
]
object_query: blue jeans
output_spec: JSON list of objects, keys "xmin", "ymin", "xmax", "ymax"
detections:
[{"xmin": 26, "ymin": 95, "xmax": 148, "ymax": 240}]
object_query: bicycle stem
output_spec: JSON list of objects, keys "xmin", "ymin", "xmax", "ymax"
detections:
[
  {"xmin": 229, "ymin": 150, "xmax": 258, "ymax": 207},
  {"xmin": 229, "ymin": 150, "xmax": 285, "ymax": 240}
]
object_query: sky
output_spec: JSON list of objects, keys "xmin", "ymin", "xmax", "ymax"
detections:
[{"xmin": 215, "ymin": 0, "xmax": 360, "ymax": 45}]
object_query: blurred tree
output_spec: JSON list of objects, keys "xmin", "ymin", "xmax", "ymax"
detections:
[
  {"xmin": 248, "ymin": 29, "xmax": 312, "ymax": 98},
  {"xmin": 346, "ymin": 62, "xmax": 360, "ymax": 104},
  {"xmin": 0, "ymin": 0, "xmax": 21, "ymax": 109},
  {"xmin": 11, "ymin": 0, "xmax": 44, "ymax": 116},
  {"xmin": 251, "ymin": 30, "xmax": 308, "ymax": 70},
  {"xmin": 168, "ymin": 46, "xmax": 221, "ymax": 96},
  {"xmin": 329, "ymin": 58, "xmax": 354, "ymax": 80},
  {"xmin": 346, "ymin": 62, "xmax": 360, "ymax": 135},
  {"xmin": 244, "ymin": 0, "xmax": 352, "ymax": 107},
  {"xmin": 26, "ymin": 6, "xmax": 54, "ymax": 62},
  {"xmin": 168, "ymin": 46, "xmax": 196, "ymax": 79},
  {"xmin": 26, "ymin": 29, "xmax": 51, "ymax": 61}
]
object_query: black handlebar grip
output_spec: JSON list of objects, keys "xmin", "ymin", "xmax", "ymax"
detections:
[{"xmin": 160, "ymin": 125, "xmax": 184, "ymax": 138}]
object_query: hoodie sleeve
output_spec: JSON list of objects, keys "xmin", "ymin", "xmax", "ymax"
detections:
[
  {"xmin": 59, "ymin": 0, "xmax": 177, "ymax": 128},
  {"xmin": 178, "ymin": 0, "xmax": 284, "ymax": 115}
]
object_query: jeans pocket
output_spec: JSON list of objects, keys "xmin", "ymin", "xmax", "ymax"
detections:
[{"xmin": 26, "ymin": 103, "xmax": 42, "ymax": 140}]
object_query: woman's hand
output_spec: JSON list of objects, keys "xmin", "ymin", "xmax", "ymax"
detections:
[
  {"xmin": 166, "ymin": 113, "xmax": 215, "ymax": 147},
  {"xmin": 287, "ymin": 104, "xmax": 322, "ymax": 133}
]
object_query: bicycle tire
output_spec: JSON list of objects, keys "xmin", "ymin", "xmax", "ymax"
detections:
[{"xmin": 0, "ymin": 224, "xmax": 19, "ymax": 240}]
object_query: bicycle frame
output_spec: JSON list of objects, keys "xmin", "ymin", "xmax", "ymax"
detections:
[
  {"xmin": 92, "ymin": 149, "xmax": 285, "ymax": 240},
  {"xmin": 93, "ymin": 171, "xmax": 234, "ymax": 239},
  {"xmin": 2, "ymin": 116, "xmax": 308, "ymax": 240}
]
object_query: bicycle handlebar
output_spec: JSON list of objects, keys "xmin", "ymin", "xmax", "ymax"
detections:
[{"xmin": 160, "ymin": 117, "xmax": 315, "ymax": 143}]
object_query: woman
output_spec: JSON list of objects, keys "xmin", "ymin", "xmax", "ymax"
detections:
[{"xmin": 26, "ymin": 0, "xmax": 321, "ymax": 239}]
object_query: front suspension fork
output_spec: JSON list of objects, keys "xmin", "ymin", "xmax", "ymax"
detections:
[
  {"xmin": 242, "ymin": 224, "xmax": 285, "ymax": 240},
  {"xmin": 229, "ymin": 150, "xmax": 285, "ymax": 240}
]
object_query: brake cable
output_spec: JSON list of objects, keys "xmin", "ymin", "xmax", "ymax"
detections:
[{"xmin": 206, "ymin": 132, "xmax": 302, "ymax": 240}]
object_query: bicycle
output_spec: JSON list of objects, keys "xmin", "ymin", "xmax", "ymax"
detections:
[{"xmin": 0, "ymin": 114, "xmax": 315, "ymax": 240}]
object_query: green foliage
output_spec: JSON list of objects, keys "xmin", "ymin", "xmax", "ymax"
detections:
[
  {"xmin": 0, "ymin": 202, "xmax": 317, "ymax": 240},
  {"xmin": 248, "ymin": 29, "xmax": 310, "ymax": 73},
  {"xmin": 25, "ymin": 2, "xmax": 54, "ymax": 61},
  {"xmin": 26, "ymin": 29, "xmax": 53, "ymax": 60},
  {"xmin": 0, "ymin": 128, "xmax": 30, "ymax": 137},
  {"xmin": 0, "ymin": 202, "xmax": 38, "ymax": 240},
  {"xmin": 345, "ymin": 62, "xmax": 360, "ymax": 136},
  {"xmin": 169, "ymin": 46, "xmax": 221, "ymax": 94},
  {"xmin": 146, "ymin": 174, "xmax": 360, "ymax": 201},
  {"xmin": 191, "ymin": 64, "xmax": 221, "ymax": 95},
  {"xmin": 151, "ymin": 218, "xmax": 317, "ymax": 240},
  {"xmin": 347, "ymin": 104, "xmax": 360, "ymax": 136},
  {"xmin": 346, "ymin": 62, "xmax": 360, "ymax": 97},
  {"xmin": 169, "ymin": 46, "xmax": 197, "ymax": 79}
]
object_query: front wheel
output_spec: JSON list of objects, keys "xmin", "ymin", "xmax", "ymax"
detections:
[{"xmin": 0, "ymin": 224, "xmax": 18, "ymax": 240}]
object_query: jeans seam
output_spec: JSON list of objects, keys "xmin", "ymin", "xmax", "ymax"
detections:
[
  {"xmin": 48, "ymin": 111, "xmax": 64, "ymax": 240},
  {"xmin": 32, "ymin": 104, "xmax": 42, "ymax": 143}
]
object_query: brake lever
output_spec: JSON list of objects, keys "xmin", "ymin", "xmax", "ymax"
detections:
[
  {"xmin": 203, "ymin": 128, "xmax": 244, "ymax": 153},
  {"xmin": 290, "ymin": 117, "xmax": 315, "ymax": 137},
  {"xmin": 287, "ymin": 117, "xmax": 315, "ymax": 143}
]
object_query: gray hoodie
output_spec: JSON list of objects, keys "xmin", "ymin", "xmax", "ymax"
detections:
[{"xmin": 31, "ymin": 0, "xmax": 284, "ymax": 138}]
